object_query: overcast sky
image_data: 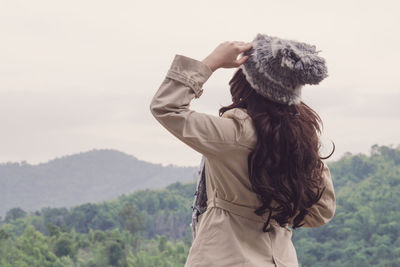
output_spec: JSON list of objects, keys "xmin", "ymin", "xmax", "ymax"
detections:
[{"xmin": 1, "ymin": 0, "xmax": 399, "ymax": 167}]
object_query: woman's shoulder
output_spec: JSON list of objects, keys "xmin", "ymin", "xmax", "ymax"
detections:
[{"xmin": 221, "ymin": 108, "xmax": 257, "ymax": 148}]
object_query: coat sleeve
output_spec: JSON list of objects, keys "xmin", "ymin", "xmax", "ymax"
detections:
[
  {"xmin": 149, "ymin": 54, "xmax": 246, "ymax": 159},
  {"xmin": 300, "ymin": 162, "xmax": 336, "ymax": 228}
]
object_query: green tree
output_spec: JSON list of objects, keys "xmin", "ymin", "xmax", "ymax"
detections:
[
  {"xmin": 158, "ymin": 235, "xmax": 167, "ymax": 252},
  {"xmin": 54, "ymin": 234, "xmax": 75, "ymax": 259},
  {"xmin": 46, "ymin": 223, "xmax": 61, "ymax": 237},
  {"xmin": 119, "ymin": 203, "xmax": 144, "ymax": 235},
  {"xmin": 4, "ymin": 207, "xmax": 27, "ymax": 223},
  {"xmin": 106, "ymin": 240, "xmax": 126, "ymax": 266}
]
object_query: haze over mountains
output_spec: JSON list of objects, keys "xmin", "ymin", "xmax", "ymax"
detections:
[{"xmin": 0, "ymin": 149, "xmax": 198, "ymax": 217}]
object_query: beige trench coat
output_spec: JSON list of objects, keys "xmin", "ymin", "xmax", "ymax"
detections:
[{"xmin": 149, "ymin": 54, "xmax": 336, "ymax": 267}]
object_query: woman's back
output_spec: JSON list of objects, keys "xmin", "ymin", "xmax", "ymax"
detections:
[{"xmin": 186, "ymin": 107, "xmax": 297, "ymax": 266}]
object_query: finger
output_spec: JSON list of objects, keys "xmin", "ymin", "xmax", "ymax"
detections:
[
  {"xmin": 235, "ymin": 55, "xmax": 249, "ymax": 66},
  {"xmin": 237, "ymin": 42, "xmax": 253, "ymax": 52}
]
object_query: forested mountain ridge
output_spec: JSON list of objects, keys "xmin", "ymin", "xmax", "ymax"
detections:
[
  {"xmin": 1, "ymin": 144, "xmax": 399, "ymax": 266},
  {"xmin": 0, "ymin": 149, "xmax": 198, "ymax": 217},
  {"xmin": 294, "ymin": 144, "xmax": 400, "ymax": 266}
]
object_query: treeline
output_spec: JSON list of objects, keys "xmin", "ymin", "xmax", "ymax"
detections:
[
  {"xmin": 293, "ymin": 144, "xmax": 400, "ymax": 266},
  {"xmin": 0, "ymin": 182, "xmax": 195, "ymax": 241},
  {"xmin": 0, "ymin": 182, "xmax": 195, "ymax": 266},
  {"xmin": 1, "ymin": 144, "xmax": 400, "ymax": 266},
  {"xmin": 0, "ymin": 225, "xmax": 190, "ymax": 266}
]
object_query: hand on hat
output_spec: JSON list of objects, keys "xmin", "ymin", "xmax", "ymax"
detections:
[{"xmin": 202, "ymin": 41, "xmax": 253, "ymax": 72}]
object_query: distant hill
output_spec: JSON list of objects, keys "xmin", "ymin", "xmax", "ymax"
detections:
[
  {"xmin": 0, "ymin": 149, "xmax": 198, "ymax": 217},
  {"xmin": 1, "ymin": 145, "xmax": 400, "ymax": 266}
]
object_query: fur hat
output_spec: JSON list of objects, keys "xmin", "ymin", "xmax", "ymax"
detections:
[{"xmin": 239, "ymin": 33, "xmax": 328, "ymax": 105}]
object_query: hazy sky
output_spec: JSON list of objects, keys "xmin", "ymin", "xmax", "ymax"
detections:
[{"xmin": 1, "ymin": 0, "xmax": 399, "ymax": 167}]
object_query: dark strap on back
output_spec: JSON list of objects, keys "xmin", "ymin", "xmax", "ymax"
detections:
[{"xmin": 190, "ymin": 156, "xmax": 208, "ymax": 239}]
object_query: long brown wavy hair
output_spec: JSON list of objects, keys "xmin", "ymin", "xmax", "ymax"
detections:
[{"xmin": 219, "ymin": 68, "xmax": 335, "ymax": 232}]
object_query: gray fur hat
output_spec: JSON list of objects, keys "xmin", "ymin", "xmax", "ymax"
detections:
[{"xmin": 239, "ymin": 33, "xmax": 328, "ymax": 105}]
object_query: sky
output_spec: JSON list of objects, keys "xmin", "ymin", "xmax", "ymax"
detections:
[{"xmin": 1, "ymin": 0, "xmax": 399, "ymax": 167}]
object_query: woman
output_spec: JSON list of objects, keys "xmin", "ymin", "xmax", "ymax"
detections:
[{"xmin": 150, "ymin": 33, "xmax": 336, "ymax": 267}]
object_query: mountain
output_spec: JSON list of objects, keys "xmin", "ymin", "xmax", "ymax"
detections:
[
  {"xmin": 1, "ymin": 145, "xmax": 400, "ymax": 266},
  {"xmin": 0, "ymin": 149, "xmax": 198, "ymax": 217},
  {"xmin": 292, "ymin": 144, "xmax": 400, "ymax": 266}
]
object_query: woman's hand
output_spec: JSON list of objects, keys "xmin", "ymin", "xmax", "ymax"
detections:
[{"xmin": 201, "ymin": 41, "xmax": 253, "ymax": 72}]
